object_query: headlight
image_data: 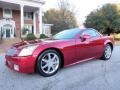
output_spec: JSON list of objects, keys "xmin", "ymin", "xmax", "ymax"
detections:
[{"xmin": 18, "ymin": 45, "xmax": 38, "ymax": 56}]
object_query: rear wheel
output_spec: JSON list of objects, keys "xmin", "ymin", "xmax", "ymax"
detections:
[
  {"xmin": 37, "ymin": 49, "xmax": 61, "ymax": 77},
  {"xmin": 101, "ymin": 44, "xmax": 112, "ymax": 60}
]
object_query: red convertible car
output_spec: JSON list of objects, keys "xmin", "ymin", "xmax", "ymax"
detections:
[{"xmin": 5, "ymin": 28, "xmax": 114, "ymax": 77}]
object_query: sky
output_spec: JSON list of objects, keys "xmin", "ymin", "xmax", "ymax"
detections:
[{"xmin": 43, "ymin": 0, "xmax": 120, "ymax": 26}]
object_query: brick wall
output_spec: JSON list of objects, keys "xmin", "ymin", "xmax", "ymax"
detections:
[
  {"xmin": 36, "ymin": 14, "xmax": 39, "ymax": 34},
  {"xmin": 0, "ymin": 8, "xmax": 39, "ymax": 37},
  {"xmin": 12, "ymin": 10, "xmax": 35, "ymax": 37},
  {"xmin": 0, "ymin": 8, "xmax": 3, "ymax": 19},
  {"xmin": 24, "ymin": 20, "xmax": 33, "ymax": 24},
  {"xmin": 12, "ymin": 10, "xmax": 21, "ymax": 37}
]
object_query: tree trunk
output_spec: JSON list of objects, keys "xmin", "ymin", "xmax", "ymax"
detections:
[
  {"xmin": 108, "ymin": 33, "xmax": 110, "ymax": 36},
  {"xmin": 106, "ymin": 27, "xmax": 111, "ymax": 36}
]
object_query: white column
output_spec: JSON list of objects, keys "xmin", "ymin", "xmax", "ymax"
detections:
[
  {"xmin": 33, "ymin": 11, "xmax": 36, "ymax": 36},
  {"xmin": 12, "ymin": 22, "xmax": 15, "ymax": 38},
  {"xmin": 38, "ymin": 7, "xmax": 43, "ymax": 34},
  {"xmin": 20, "ymin": 5, "xmax": 24, "ymax": 37}
]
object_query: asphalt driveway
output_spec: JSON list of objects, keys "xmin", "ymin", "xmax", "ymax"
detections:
[{"xmin": 0, "ymin": 46, "xmax": 120, "ymax": 90}]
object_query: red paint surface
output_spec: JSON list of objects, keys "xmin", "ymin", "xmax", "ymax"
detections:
[{"xmin": 5, "ymin": 30, "xmax": 114, "ymax": 73}]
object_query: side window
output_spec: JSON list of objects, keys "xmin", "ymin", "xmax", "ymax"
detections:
[
  {"xmin": 95, "ymin": 30, "xmax": 100, "ymax": 36},
  {"xmin": 87, "ymin": 30, "xmax": 97, "ymax": 37},
  {"xmin": 81, "ymin": 29, "xmax": 100, "ymax": 38}
]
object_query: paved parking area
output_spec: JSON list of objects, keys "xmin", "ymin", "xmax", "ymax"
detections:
[{"xmin": 0, "ymin": 46, "xmax": 120, "ymax": 90}]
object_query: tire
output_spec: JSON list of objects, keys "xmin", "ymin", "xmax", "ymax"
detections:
[
  {"xmin": 37, "ymin": 49, "xmax": 61, "ymax": 77},
  {"xmin": 101, "ymin": 44, "xmax": 112, "ymax": 60}
]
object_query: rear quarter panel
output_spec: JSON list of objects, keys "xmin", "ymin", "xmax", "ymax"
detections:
[
  {"xmin": 100, "ymin": 36, "xmax": 114, "ymax": 53},
  {"xmin": 102, "ymin": 36, "xmax": 114, "ymax": 47}
]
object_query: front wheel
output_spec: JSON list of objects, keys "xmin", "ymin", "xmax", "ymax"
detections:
[
  {"xmin": 101, "ymin": 44, "xmax": 112, "ymax": 60},
  {"xmin": 37, "ymin": 50, "xmax": 61, "ymax": 77}
]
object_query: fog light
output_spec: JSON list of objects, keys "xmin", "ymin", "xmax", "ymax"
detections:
[{"xmin": 14, "ymin": 64, "xmax": 19, "ymax": 71}]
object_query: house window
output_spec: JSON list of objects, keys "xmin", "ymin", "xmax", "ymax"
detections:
[
  {"xmin": 3, "ymin": 9, "xmax": 12, "ymax": 18},
  {"xmin": 43, "ymin": 26, "xmax": 50, "ymax": 35},
  {"xmin": 24, "ymin": 24, "xmax": 33, "ymax": 34},
  {"xmin": 24, "ymin": 12, "xmax": 33, "ymax": 20}
]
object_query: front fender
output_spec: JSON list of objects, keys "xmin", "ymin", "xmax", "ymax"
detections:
[{"xmin": 32, "ymin": 44, "xmax": 64, "ymax": 59}]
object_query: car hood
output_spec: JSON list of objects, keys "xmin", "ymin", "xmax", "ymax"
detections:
[{"xmin": 12, "ymin": 38, "xmax": 67, "ymax": 49}]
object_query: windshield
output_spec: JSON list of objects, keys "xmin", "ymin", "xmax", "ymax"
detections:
[{"xmin": 53, "ymin": 28, "xmax": 80, "ymax": 39}]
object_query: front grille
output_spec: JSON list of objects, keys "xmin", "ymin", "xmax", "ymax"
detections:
[{"xmin": 6, "ymin": 47, "xmax": 18, "ymax": 56}]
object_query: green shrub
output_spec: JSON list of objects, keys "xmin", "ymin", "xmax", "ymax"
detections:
[
  {"xmin": 25, "ymin": 33, "xmax": 36, "ymax": 41},
  {"xmin": 40, "ymin": 34, "xmax": 48, "ymax": 39}
]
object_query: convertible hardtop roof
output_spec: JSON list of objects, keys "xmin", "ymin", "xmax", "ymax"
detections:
[{"xmin": 64, "ymin": 28, "xmax": 95, "ymax": 31}]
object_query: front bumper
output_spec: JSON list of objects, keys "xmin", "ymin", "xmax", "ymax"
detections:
[{"xmin": 5, "ymin": 55, "xmax": 36, "ymax": 73}]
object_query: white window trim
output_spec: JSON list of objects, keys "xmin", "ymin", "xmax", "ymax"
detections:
[
  {"xmin": 43, "ymin": 26, "xmax": 50, "ymax": 35},
  {"xmin": 3, "ymin": 8, "xmax": 12, "ymax": 18},
  {"xmin": 24, "ymin": 24, "xmax": 33, "ymax": 28},
  {"xmin": 24, "ymin": 24, "xmax": 33, "ymax": 33},
  {"xmin": 24, "ymin": 12, "xmax": 33, "ymax": 20}
]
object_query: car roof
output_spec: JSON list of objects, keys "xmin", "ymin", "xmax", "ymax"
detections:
[
  {"xmin": 63, "ymin": 28, "xmax": 96, "ymax": 32},
  {"xmin": 64, "ymin": 28, "xmax": 80, "ymax": 31}
]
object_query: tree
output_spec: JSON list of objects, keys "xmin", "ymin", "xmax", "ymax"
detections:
[
  {"xmin": 84, "ymin": 4, "xmax": 120, "ymax": 36},
  {"xmin": 43, "ymin": 0, "xmax": 77, "ymax": 34}
]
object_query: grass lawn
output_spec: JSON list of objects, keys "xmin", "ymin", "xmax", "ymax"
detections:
[
  {"xmin": 0, "ymin": 38, "xmax": 21, "ymax": 54},
  {"xmin": 111, "ymin": 33, "xmax": 120, "ymax": 46}
]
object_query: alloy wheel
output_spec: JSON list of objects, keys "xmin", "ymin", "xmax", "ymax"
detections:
[
  {"xmin": 40, "ymin": 53, "xmax": 60, "ymax": 74},
  {"xmin": 104, "ymin": 45, "xmax": 112, "ymax": 59}
]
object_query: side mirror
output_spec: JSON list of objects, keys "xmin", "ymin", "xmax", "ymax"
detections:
[{"xmin": 81, "ymin": 34, "xmax": 90, "ymax": 41}]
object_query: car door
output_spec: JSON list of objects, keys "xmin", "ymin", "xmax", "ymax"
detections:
[{"xmin": 76, "ymin": 29, "xmax": 103, "ymax": 61}]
